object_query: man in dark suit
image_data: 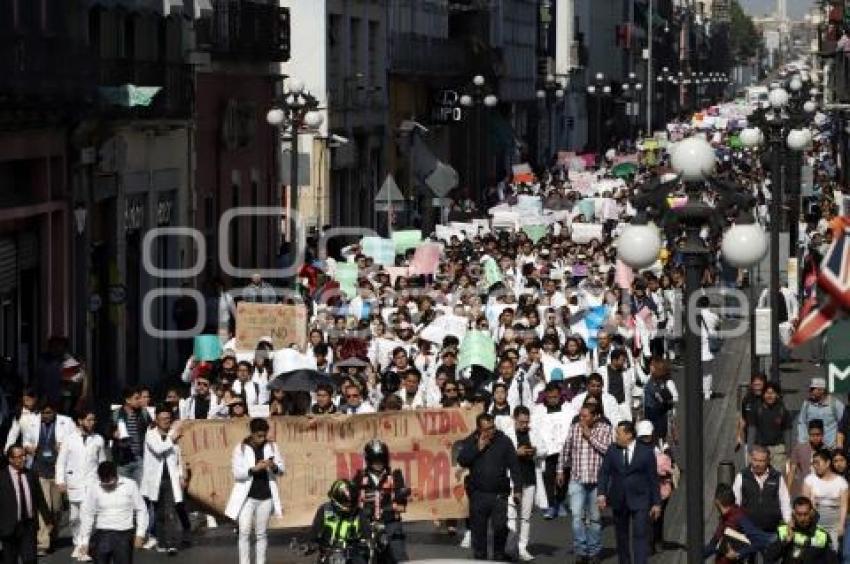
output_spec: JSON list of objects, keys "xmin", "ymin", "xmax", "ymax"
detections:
[
  {"xmin": 0, "ymin": 445, "xmax": 48, "ymax": 564},
  {"xmin": 597, "ymin": 421, "xmax": 662, "ymax": 564}
]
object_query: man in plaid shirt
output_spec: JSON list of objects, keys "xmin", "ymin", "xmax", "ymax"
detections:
[{"xmin": 556, "ymin": 402, "xmax": 613, "ymax": 564}]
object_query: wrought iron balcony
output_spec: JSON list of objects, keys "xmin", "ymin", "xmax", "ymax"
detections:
[
  {"xmin": 389, "ymin": 33, "xmax": 472, "ymax": 77},
  {"xmin": 196, "ymin": 0, "xmax": 290, "ymax": 62}
]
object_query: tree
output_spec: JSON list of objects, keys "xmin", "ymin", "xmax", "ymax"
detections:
[{"xmin": 728, "ymin": 0, "xmax": 763, "ymax": 62}]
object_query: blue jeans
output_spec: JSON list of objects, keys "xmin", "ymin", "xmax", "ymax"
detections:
[
  {"xmin": 843, "ymin": 520, "xmax": 850, "ymax": 564},
  {"xmin": 568, "ymin": 480, "xmax": 601, "ymax": 557}
]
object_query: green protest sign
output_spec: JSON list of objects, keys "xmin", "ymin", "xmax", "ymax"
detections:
[
  {"xmin": 457, "ymin": 330, "xmax": 497, "ymax": 373},
  {"xmin": 482, "ymin": 257, "xmax": 504, "ymax": 288},
  {"xmin": 334, "ymin": 263, "xmax": 359, "ymax": 299},
  {"xmin": 392, "ymin": 230, "xmax": 422, "ymax": 254},
  {"xmin": 522, "ymin": 224, "xmax": 548, "ymax": 244}
]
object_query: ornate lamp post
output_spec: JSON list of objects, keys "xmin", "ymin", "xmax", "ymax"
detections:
[
  {"xmin": 618, "ymin": 137, "xmax": 767, "ymax": 563},
  {"xmin": 460, "ymin": 75, "xmax": 499, "ymax": 205},
  {"xmin": 621, "ymin": 72, "xmax": 644, "ymax": 141},
  {"xmin": 587, "ymin": 72, "xmax": 612, "ymax": 153},
  {"xmin": 266, "ymin": 77, "xmax": 323, "ymax": 222}
]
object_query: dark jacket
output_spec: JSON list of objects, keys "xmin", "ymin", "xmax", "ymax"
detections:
[
  {"xmin": 739, "ymin": 466, "xmax": 784, "ymax": 532},
  {"xmin": 457, "ymin": 430, "xmax": 522, "ymax": 494},
  {"xmin": 703, "ymin": 505, "xmax": 771, "ymax": 562},
  {"xmin": 352, "ymin": 468, "xmax": 408, "ymax": 524},
  {"xmin": 0, "ymin": 466, "xmax": 50, "ymax": 537},
  {"xmin": 597, "ymin": 442, "xmax": 661, "ymax": 512}
]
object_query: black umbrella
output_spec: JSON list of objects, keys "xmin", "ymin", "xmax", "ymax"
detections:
[
  {"xmin": 268, "ymin": 369, "xmax": 334, "ymax": 392},
  {"xmin": 335, "ymin": 357, "xmax": 369, "ymax": 369}
]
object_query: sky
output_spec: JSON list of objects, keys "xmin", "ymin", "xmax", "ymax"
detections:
[{"xmin": 739, "ymin": 0, "xmax": 813, "ymax": 20}]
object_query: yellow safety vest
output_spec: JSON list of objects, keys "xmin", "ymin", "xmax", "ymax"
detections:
[
  {"xmin": 777, "ymin": 524, "xmax": 829, "ymax": 549},
  {"xmin": 322, "ymin": 508, "xmax": 361, "ymax": 547}
]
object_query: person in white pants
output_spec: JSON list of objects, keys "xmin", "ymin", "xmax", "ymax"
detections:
[
  {"xmin": 55, "ymin": 409, "xmax": 107, "ymax": 562},
  {"xmin": 698, "ymin": 297, "xmax": 720, "ymax": 400},
  {"xmin": 224, "ymin": 418, "xmax": 285, "ymax": 564},
  {"xmin": 506, "ymin": 405, "xmax": 547, "ymax": 561}
]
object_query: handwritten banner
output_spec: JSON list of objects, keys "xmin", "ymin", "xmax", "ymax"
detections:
[
  {"xmin": 179, "ymin": 409, "xmax": 477, "ymax": 528},
  {"xmin": 235, "ymin": 303, "xmax": 307, "ymax": 351}
]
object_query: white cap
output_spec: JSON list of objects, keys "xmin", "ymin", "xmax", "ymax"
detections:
[{"xmin": 636, "ymin": 420, "xmax": 654, "ymax": 437}]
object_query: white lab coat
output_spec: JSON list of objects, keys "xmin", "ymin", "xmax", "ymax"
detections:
[
  {"xmin": 140, "ymin": 428, "xmax": 184, "ymax": 503},
  {"xmin": 504, "ymin": 420, "xmax": 549, "ymax": 496},
  {"xmin": 531, "ymin": 403, "xmax": 578, "ymax": 458},
  {"xmin": 232, "ymin": 379, "xmax": 262, "ymax": 406},
  {"xmin": 601, "ymin": 365, "xmax": 636, "ymax": 422},
  {"xmin": 20, "ymin": 413, "xmax": 76, "ymax": 468},
  {"xmin": 55, "ymin": 430, "xmax": 107, "ymax": 502},
  {"xmin": 179, "ymin": 394, "xmax": 221, "ymax": 420},
  {"xmin": 224, "ymin": 441, "xmax": 285, "ymax": 520},
  {"xmin": 395, "ymin": 388, "xmax": 429, "ymax": 410},
  {"xmin": 570, "ymin": 391, "xmax": 630, "ymax": 428}
]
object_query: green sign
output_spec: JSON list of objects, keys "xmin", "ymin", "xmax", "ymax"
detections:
[
  {"xmin": 334, "ymin": 262, "xmax": 359, "ymax": 299},
  {"xmin": 522, "ymin": 224, "xmax": 548, "ymax": 244},
  {"xmin": 826, "ymin": 319, "xmax": 850, "ymax": 394},
  {"xmin": 392, "ymin": 230, "xmax": 422, "ymax": 255},
  {"xmin": 457, "ymin": 330, "xmax": 497, "ymax": 373}
]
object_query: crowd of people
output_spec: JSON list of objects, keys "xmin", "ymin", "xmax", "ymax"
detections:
[{"xmin": 0, "ymin": 92, "xmax": 847, "ymax": 564}]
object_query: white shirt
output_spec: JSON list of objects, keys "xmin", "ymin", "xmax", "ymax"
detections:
[
  {"xmin": 732, "ymin": 470, "xmax": 792, "ymax": 523},
  {"xmin": 624, "ymin": 440, "xmax": 636, "ymax": 464},
  {"xmin": 79, "ymin": 477, "xmax": 148, "ymax": 543}
]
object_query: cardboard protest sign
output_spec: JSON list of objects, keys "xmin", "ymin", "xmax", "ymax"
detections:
[
  {"xmin": 570, "ymin": 223, "xmax": 604, "ymax": 244},
  {"xmin": 361, "ymin": 237, "xmax": 396, "ymax": 267},
  {"xmin": 457, "ymin": 330, "xmax": 497, "ymax": 373},
  {"xmin": 235, "ymin": 303, "xmax": 307, "ymax": 351},
  {"xmin": 409, "ymin": 243, "xmax": 443, "ymax": 276},
  {"xmin": 392, "ymin": 230, "xmax": 423, "ymax": 255},
  {"xmin": 180, "ymin": 409, "xmax": 478, "ymax": 528}
]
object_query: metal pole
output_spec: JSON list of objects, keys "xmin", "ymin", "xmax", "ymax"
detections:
[
  {"xmin": 750, "ymin": 263, "xmax": 759, "ymax": 376},
  {"xmin": 769, "ymin": 123, "xmax": 782, "ymax": 383},
  {"xmin": 291, "ymin": 126, "xmax": 299, "ymax": 222},
  {"xmin": 647, "ymin": 0, "xmax": 653, "ymax": 133},
  {"xmin": 596, "ymin": 95, "xmax": 602, "ymax": 153},
  {"xmin": 683, "ymin": 218, "xmax": 706, "ymax": 564}
]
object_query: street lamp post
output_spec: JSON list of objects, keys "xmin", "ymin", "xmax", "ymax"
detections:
[
  {"xmin": 266, "ymin": 77, "xmax": 323, "ymax": 228},
  {"xmin": 587, "ymin": 73, "xmax": 611, "ymax": 153},
  {"xmin": 618, "ymin": 137, "xmax": 767, "ymax": 563},
  {"xmin": 536, "ymin": 75, "xmax": 567, "ymax": 163},
  {"xmin": 460, "ymin": 75, "xmax": 499, "ymax": 207},
  {"xmin": 742, "ymin": 81, "xmax": 815, "ymax": 383},
  {"xmin": 621, "ymin": 73, "xmax": 644, "ymax": 141}
]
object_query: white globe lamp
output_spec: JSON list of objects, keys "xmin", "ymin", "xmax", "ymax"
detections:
[
  {"xmin": 804, "ymin": 100, "xmax": 817, "ymax": 114},
  {"xmin": 484, "ymin": 94, "xmax": 498, "ymax": 107},
  {"xmin": 473, "ymin": 75, "xmax": 485, "ymax": 87},
  {"xmin": 304, "ymin": 111, "xmax": 324, "ymax": 129},
  {"xmin": 740, "ymin": 128, "xmax": 761, "ymax": 148},
  {"xmin": 721, "ymin": 223, "xmax": 768, "ymax": 267},
  {"xmin": 670, "ymin": 136, "xmax": 716, "ymax": 181},
  {"xmin": 617, "ymin": 223, "xmax": 661, "ymax": 269},
  {"xmin": 287, "ymin": 78, "xmax": 305, "ymax": 95},
  {"xmin": 768, "ymin": 88, "xmax": 789, "ymax": 109},
  {"xmin": 266, "ymin": 108, "xmax": 285, "ymax": 126},
  {"xmin": 787, "ymin": 129, "xmax": 807, "ymax": 151},
  {"xmin": 460, "ymin": 94, "xmax": 473, "ymax": 107}
]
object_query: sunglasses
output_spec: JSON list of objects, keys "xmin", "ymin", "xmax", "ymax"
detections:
[{"xmin": 346, "ymin": 394, "xmax": 361, "ymax": 399}]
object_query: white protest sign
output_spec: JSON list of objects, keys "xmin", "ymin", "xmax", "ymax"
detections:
[{"xmin": 570, "ymin": 223, "xmax": 604, "ymax": 244}]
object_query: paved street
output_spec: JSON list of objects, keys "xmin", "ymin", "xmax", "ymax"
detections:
[{"xmin": 41, "ymin": 325, "xmax": 812, "ymax": 564}]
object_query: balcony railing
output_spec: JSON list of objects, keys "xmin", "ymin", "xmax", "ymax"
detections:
[
  {"xmin": 389, "ymin": 33, "xmax": 472, "ymax": 77},
  {"xmin": 196, "ymin": 0, "xmax": 290, "ymax": 62},
  {"xmin": 0, "ymin": 35, "xmax": 95, "ymax": 105},
  {"xmin": 95, "ymin": 60, "xmax": 193, "ymax": 119}
]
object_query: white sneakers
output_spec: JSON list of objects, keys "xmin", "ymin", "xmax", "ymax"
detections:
[
  {"xmin": 518, "ymin": 549, "xmax": 535, "ymax": 561},
  {"xmin": 142, "ymin": 537, "xmax": 158, "ymax": 550},
  {"xmin": 459, "ymin": 530, "xmax": 471, "ymax": 549},
  {"xmin": 71, "ymin": 546, "xmax": 92, "ymax": 562}
]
